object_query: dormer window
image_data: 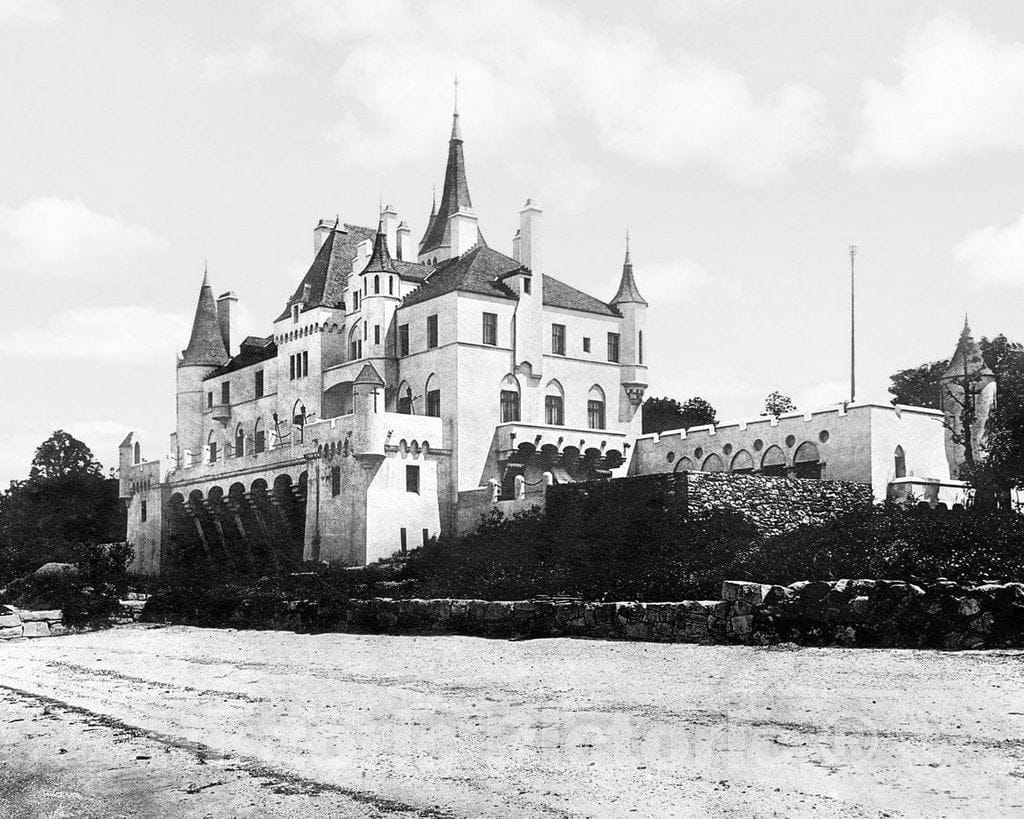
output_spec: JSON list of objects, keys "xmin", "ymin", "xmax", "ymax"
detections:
[{"xmin": 291, "ymin": 304, "xmax": 300, "ymax": 323}]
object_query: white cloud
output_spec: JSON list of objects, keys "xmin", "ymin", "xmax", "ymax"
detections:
[
  {"xmin": 622, "ymin": 259, "xmax": 738, "ymax": 306},
  {"xmin": 273, "ymin": 0, "xmax": 829, "ymax": 184},
  {"xmin": 0, "ymin": 305, "xmax": 188, "ymax": 365},
  {"xmin": 0, "ymin": 198, "xmax": 165, "ymax": 280},
  {"xmin": 794, "ymin": 380, "xmax": 849, "ymax": 413},
  {"xmin": 0, "ymin": 0, "xmax": 60, "ymax": 26},
  {"xmin": 852, "ymin": 15, "xmax": 1024, "ymax": 169},
  {"xmin": 955, "ymin": 213, "xmax": 1024, "ymax": 288}
]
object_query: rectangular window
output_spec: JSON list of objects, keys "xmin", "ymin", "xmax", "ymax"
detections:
[
  {"xmin": 140, "ymin": 500, "xmax": 147, "ymax": 522},
  {"xmin": 523, "ymin": 278, "xmax": 531, "ymax": 294},
  {"xmin": 207, "ymin": 392, "xmax": 213, "ymax": 409},
  {"xmin": 422, "ymin": 528, "xmax": 429, "ymax": 547},
  {"xmin": 353, "ymin": 291, "xmax": 359, "ymax": 310},
  {"xmin": 292, "ymin": 304, "xmax": 299, "ymax": 323},
  {"xmin": 289, "ymin": 354, "xmax": 296, "ymax": 380},
  {"xmin": 400, "ymin": 527, "xmax": 407, "ymax": 555},
  {"xmin": 350, "ymin": 340, "xmax": 362, "ymax": 360},
  {"xmin": 254, "ymin": 429, "xmax": 266, "ymax": 453},
  {"xmin": 427, "ymin": 314, "xmax": 438, "ymax": 348},
  {"xmin": 639, "ymin": 330, "xmax": 643, "ymax": 365},
  {"xmin": 482, "ymin": 312, "xmax": 497, "ymax": 346},
  {"xmin": 374, "ymin": 325, "xmax": 380, "ymax": 345},
  {"xmin": 254, "ymin": 370, "xmax": 264, "ymax": 399},
  {"xmin": 545, "ymin": 395, "xmax": 564, "ymax": 426},
  {"xmin": 221, "ymin": 381, "xmax": 230, "ymax": 404},
  {"xmin": 583, "ymin": 337, "xmax": 591, "ymax": 353},
  {"xmin": 500, "ymin": 390, "xmax": 521, "ymax": 423},
  {"xmin": 426, "ymin": 389, "xmax": 441, "ymax": 418},
  {"xmin": 588, "ymin": 400, "xmax": 606, "ymax": 430},
  {"xmin": 209, "ymin": 441, "xmax": 218, "ymax": 463},
  {"xmin": 406, "ymin": 464, "xmax": 420, "ymax": 494},
  {"xmin": 607, "ymin": 332, "xmax": 620, "ymax": 363},
  {"xmin": 399, "ymin": 324, "xmax": 409, "ymax": 356},
  {"xmin": 302, "ymin": 350, "xmax": 309, "ymax": 376},
  {"xmin": 551, "ymin": 324, "xmax": 566, "ymax": 355},
  {"xmin": 331, "ymin": 466, "xmax": 341, "ymax": 497}
]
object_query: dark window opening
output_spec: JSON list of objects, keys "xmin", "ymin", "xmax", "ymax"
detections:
[
  {"xmin": 552, "ymin": 324, "xmax": 566, "ymax": 355},
  {"xmin": 331, "ymin": 466, "xmax": 341, "ymax": 497},
  {"xmin": 587, "ymin": 400, "xmax": 606, "ymax": 430},
  {"xmin": 426, "ymin": 389, "xmax": 441, "ymax": 418},
  {"xmin": 427, "ymin": 314, "xmax": 438, "ymax": 348},
  {"xmin": 500, "ymin": 390, "xmax": 520, "ymax": 422},
  {"xmin": 406, "ymin": 465, "xmax": 420, "ymax": 493},
  {"xmin": 639, "ymin": 330, "xmax": 644, "ymax": 364},
  {"xmin": 374, "ymin": 325, "xmax": 380, "ymax": 345},
  {"xmin": 482, "ymin": 312, "xmax": 497, "ymax": 346},
  {"xmin": 583, "ymin": 337, "xmax": 591, "ymax": 353},
  {"xmin": 399, "ymin": 324, "xmax": 409, "ymax": 356},
  {"xmin": 545, "ymin": 395, "xmax": 564, "ymax": 426},
  {"xmin": 400, "ymin": 527, "xmax": 407, "ymax": 554},
  {"xmin": 523, "ymin": 279, "xmax": 531, "ymax": 294},
  {"xmin": 207, "ymin": 392, "xmax": 213, "ymax": 409},
  {"xmin": 254, "ymin": 370, "xmax": 264, "ymax": 399},
  {"xmin": 254, "ymin": 428, "xmax": 266, "ymax": 454},
  {"xmin": 607, "ymin": 332, "xmax": 620, "ymax": 363},
  {"xmin": 140, "ymin": 500, "xmax": 147, "ymax": 522}
]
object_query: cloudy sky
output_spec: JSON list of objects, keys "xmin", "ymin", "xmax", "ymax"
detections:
[{"xmin": 2, "ymin": 0, "xmax": 1024, "ymax": 484}]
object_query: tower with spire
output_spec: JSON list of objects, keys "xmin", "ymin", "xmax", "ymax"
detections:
[
  {"xmin": 939, "ymin": 314, "xmax": 997, "ymax": 477},
  {"xmin": 610, "ymin": 231, "xmax": 649, "ymax": 420}
]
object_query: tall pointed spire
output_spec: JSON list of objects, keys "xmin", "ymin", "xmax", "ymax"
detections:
[
  {"xmin": 451, "ymin": 74, "xmax": 461, "ymax": 140},
  {"xmin": 181, "ymin": 270, "xmax": 229, "ymax": 366},
  {"xmin": 363, "ymin": 219, "xmax": 398, "ymax": 275},
  {"xmin": 418, "ymin": 82, "xmax": 482, "ymax": 258},
  {"xmin": 611, "ymin": 231, "xmax": 647, "ymax": 306},
  {"xmin": 961, "ymin": 312, "xmax": 971, "ymax": 339}
]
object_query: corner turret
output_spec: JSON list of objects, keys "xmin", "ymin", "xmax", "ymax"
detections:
[{"xmin": 610, "ymin": 233, "xmax": 648, "ymax": 426}]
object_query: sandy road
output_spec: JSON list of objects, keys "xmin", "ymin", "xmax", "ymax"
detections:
[{"xmin": 2, "ymin": 624, "xmax": 1024, "ymax": 817}]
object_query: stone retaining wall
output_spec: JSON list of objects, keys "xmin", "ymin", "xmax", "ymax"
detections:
[
  {"xmin": 547, "ymin": 472, "xmax": 874, "ymax": 538},
  {"xmin": 142, "ymin": 579, "xmax": 1024, "ymax": 650},
  {"xmin": 0, "ymin": 606, "xmax": 65, "ymax": 639}
]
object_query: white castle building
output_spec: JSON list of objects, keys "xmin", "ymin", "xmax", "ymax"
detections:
[{"xmin": 119, "ymin": 105, "xmax": 648, "ymax": 573}]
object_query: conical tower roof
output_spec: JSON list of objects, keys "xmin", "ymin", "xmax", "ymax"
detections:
[
  {"xmin": 180, "ymin": 270, "xmax": 229, "ymax": 367},
  {"xmin": 610, "ymin": 232, "xmax": 647, "ymax": 306},
  {"xmin": 362, "ymin": 220, "xmax": 398, "ymax": 275}
]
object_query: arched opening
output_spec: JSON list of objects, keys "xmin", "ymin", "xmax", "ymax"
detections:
[
  {"xmin": 730, "ymin": 449, "xmax": 754, "ymax": 474},
  {"xmin": 701, "ymin": 453, "xmax": 725, "ymax": 472},
  {"xmin": 544, "ymin": 379, "xmax": 564, "ymax": 426},
  {"xmin": 500, "ymin": 374, "xmax": 521, "ymax": 423},
  {"xmin": 207, "ymin": 431, "xmax": 218, "ymax": 464},
  {"xmin": 348, "ymin": 323, "xmax": 362, "ymax": 361},
  {"xmin": 253, "ymin": 418, "xmax": 266, "ymax": 454},
  {"xmin": 133, "ymin": 441, "xmax": 141, "ymax": 464},
  {"xmin": 396, "ymin": 380, "xmax": 413, "ymax": 414},
  {"xmin": 587, "ymin": 385, "xmax": 606, "ymax": 430},
  {"xmin": 234, "ymin": 424, "xmax": 245, "ymax": 458},
  {"xmin": 323, "ymin": 381, "xmax": 354, "ymax": 418},
  {"xmin": 292, "ymin": 400, "xmax": 306, "ymax": 443},
  {"xmin": 389, "ymin": 276, "xmax": 394, "ymax": 295},
  {"xmin": 425, "ymin": 374, "xmax": 441, "ymax": 417},
  {"xmin": 374, "ymin": 274, "xmax": 380, "ymax": 294},
  {"xmin": 673, "ymin": 456, "xmax": 694, "ymax": 472},
  {"xmin": 761, "ymin": 445, "xmax": 787, "ymax": 476},
  {"xmin": 894, "ymin": 445, "xmax": 906, "ymax": 478},
  {"xmin": 793, "ymin": 442, "xmax": 822, "ymax": 479}
]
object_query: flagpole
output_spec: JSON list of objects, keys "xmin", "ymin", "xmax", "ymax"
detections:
[{"xmin": 850, "ymin": 245, "xmax": 857, "ymax": 403}]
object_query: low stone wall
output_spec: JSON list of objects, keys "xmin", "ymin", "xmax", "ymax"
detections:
[
  {"xmin": 142, "ymin": 579, "xmax": 1024, "ymax": 650},
  {"xmin": 0, "ymin": 606, "xmax": 65, "ymax": 639},
  {"xmin": 547, "ymin": 472, "xmax": 874, "ymax": 537}
]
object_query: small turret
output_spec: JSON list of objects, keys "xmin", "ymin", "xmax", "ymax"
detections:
[
  {"xmin": 940, "ymin": 313, "xmax": 997, "ymax": 477},
  {"xmin": 610, "ymin": 232, "xmax": 648, "ymax": 426},
  {"xmin": 180, "ymin": 270, "xmax": 229, "ymax": 367}
]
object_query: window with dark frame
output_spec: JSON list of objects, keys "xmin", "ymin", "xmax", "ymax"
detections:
[
  {"xmin": 331, "ymin": 466, "xmax": 341, "ymax": 497},
  {"xmin": 140, "ymin": 500, "xmax": 147, "ymax": 522},
  {"xmin": 545, "ymin": 395, "xmax": 564, "ymax": 425},
  {"xmin": 607, "ymin": 332, "xmax": 620, "ymax": 363},
  {"xmin": 400, "ymin": 527, "xmax": 407, "ymax": 554},
  {"xmin": 221, "ymin": 381, "xmax": 230, "ymax": 404},
  {"xmin": 551, "ymin": 323, "xmax": 566, "ymax": 355},
  {"xmin": 399, "ymin": 324, "xmax": 409, "ymax": 356},
  {"xmin": 254, "ymin": 369, "xmax": 264, "ymax": 399},
  {"xmin": 254, "ymin": 426, "xmax": 266, "ymax": 453},
  {"xmin": 426, "ymin": 389, "xmax": 441, "ymax": 418},
  {"xmin": 374, "ymin": 325, "xmax": 380, "ymax": 345},
  {"xmin": 583, "ymin": 337, "xmax": 591, "ymax": 353},
  {"xmin": 289, "ymin": 354, "xmax": 296, "ymax": 380},
  {"xmin": 482, "ymin": 312, "xmax": 497, "ymax": 345},
  {"xmin": 427, "ymin": 314, "xmax": 438, "ymax": 348},
  {"xmin": 406, "ymin": 464, "xmax": 420, "ymax": 493},
  {"xmin": 500, "ymin": 389, "xmax": 520, "ymax": 422},
  {"xmin": 523, "ymin": 279, "xmax": 531, "ymax": 294},
  {"xmin": 207, "ymin": 392, "xmax": 213, "ymax": 409},
  {"xmin": 302, "ymin": 350, "xmax": 309, "ymax": 376},
  {"xmin": 588, "ymin": 399, "xmax": 606, "ymax": 430}
]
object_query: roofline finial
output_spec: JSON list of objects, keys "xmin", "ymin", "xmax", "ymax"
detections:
[
  {"xmin": 450, "ymin": 75, "xmax": 462, "ymax": 140},
  {"xmin": 625, "ymin": 228, "xmax": 631, "ymax": 264},
  {"xmin": 454, "ymin": 73, "xmax": 458, "ymax": 116},
  {"xmin": 202, "ymin": 259, "xmax": 209, "ymax": 286}
]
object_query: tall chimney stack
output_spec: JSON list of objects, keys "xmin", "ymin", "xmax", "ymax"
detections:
[
  {"xmin": 313, "ymin": 218, "xmax": 337, "ymax": 253},
  {"xmin": 381, "ymin": 205, "xmax": 399, "ymax": 257},
  {"xmin": 519, "ymin": 199, "xmax": 542, "ymax": 274},
  {"xmin": 397, "ymin": 221, "xmax": 412, "ymax": 261},
  {"xmin": 216, "ymin": 291, "xmax": 238, "ymax": 355}
]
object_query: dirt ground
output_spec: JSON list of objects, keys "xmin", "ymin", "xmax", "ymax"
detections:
[{"xmin": 2, "ymin": 625, "xmax": 1024, "ymax": 817}]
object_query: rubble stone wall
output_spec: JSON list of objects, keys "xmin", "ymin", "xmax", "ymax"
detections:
[
  {"xmin": 547, "ymin": 472, "xmax": 874, "ymax": 538},
  {"xmin": 143, "ymin": 579, "xmax": 1024, "ymax": 650},
  {"xmin": 0, "ymin": 607, "xmax": 65, "ymax": 640}
]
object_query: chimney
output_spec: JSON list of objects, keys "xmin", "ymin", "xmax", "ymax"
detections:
[
  {"xmin": 216, "ymin": 291, "xmax": 237, "ymax": 354},
  {"xmin": 381, "ymin": 205, "xmax": 399, "ymax": 257},
  {"xmin": 448, "ymin": 208, "xmax": 479, "ymax": 258},
  {"xmin": 313, "ymin": 218, "xmax": 337, "ymax": 253},
  {"xmin": 397, "ymin": 221, "xmax": 412, "ymax": 261},
  {"xmin": 519, "ymin": 199, "xmax": 542, "ymax": 274},
  {"xmin": 512, "ymin": 228, "xmax": 521, "ymax": 262},
  {"xmin": 352, "ymin": 238, "xmax": 373, "ymax": 276}
]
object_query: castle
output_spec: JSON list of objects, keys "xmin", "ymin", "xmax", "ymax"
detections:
[{"xmin": 119, "ymin": 104, "xmax": 647, "ymax": 573}]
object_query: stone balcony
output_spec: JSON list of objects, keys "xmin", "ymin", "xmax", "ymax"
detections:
[
  {"xmin": 495, "ymin": 422, "xmax": 629, "ymax": 461},
  {"xmin": 210, "ymin": 403, "xmax": 231, "ymax": 423}
]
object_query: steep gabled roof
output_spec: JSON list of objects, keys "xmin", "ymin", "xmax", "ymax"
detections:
[
  {"xmin": 610, "ymin": 239, "xmax": 647, "ymax": 306},
  {"xmin": 354, "ymin": 362, "xmax": 385, "ymax": 387},
  {"xmin": 203, "ymin": 335, "xmax": 277, "ymax": 380},
  {"xmin": 394, "ymin": 259, "xmax": 433, "ymax": 282},
  {"xmin": 181, "ymin": 272, "xmax": 230, "ymax": 366},
  {"xmin": 942, "ymin": 315, "xmax": 994, "ymax": 381},
  {"xmin": 401, "ymin": 245, "xmax": 518, "ymax": 307},
  {"xmin": 544, "ymin": 275, "xmax": 619, "ymax": 317},
  {"xmin": 276, "ymin": 223, "xmax": 376, "ymax": 321},
  {"xmin": 360, "ymin": 222, "xmax": 398, "ymax": 275}
]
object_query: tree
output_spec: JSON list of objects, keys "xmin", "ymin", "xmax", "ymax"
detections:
[
  {"xmin": 642, "ymin": 396, "xmax": 718, "ymax": 434},
  {"xmin": 0, "ymin": 431, "xmax": 124, "ymax": 581},
  {"xmin": 888, "ymin": 360, "xmax": 947, "ymax": 409},
  {"xmin": 762, "ymin": 391, "xmax": 796, "ymax": 418}
]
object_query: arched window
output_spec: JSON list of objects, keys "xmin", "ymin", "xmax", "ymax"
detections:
[
  {"xmin": 761, "ymin": 445, "xmax": 787, "ymax": 476},
  {"xmin": 374, "ymin": 275, "xmax": 380, "ymax": 294},
  {"xmin": 397, "ymin": 381, "xmax": 413, "ymax": 414},
  {"xmin": 587, "ymin": 385, "xmax": 606, "ymax": 430},
  {"xmin": 254, "ymin": 418, "xmax": 266, "ymax": 454},
  {"xmin": 894, "ymin": 445, "xmax": 906, "ymax": 478},
  {"xmin": 730, "ymin": 449, "xmax": 754, "ymax": 473},
  {"xmin": 639, "ymin": 330, "xmax": 644, "ymax": 365},
  {"xmin": 293, "ymin": 400, "xmax": 306, "ymax": 443},
  {"xmin": 353, "ymin": 291, "xmax": 359, "ymax": 310},
  {"xmin": 500, "ymin": 375, "xmax": 521, "ymax": 423},
  {"xmin": 207, "ymin": 430, "xmax": 218, "ymax": 463},
  {"xmin": 425, "ymin": 374, "xmax": 441, "ymax": 417},
  {"xmin": 323, "ymin": 381, "xmax": 354, "ymax": 417},
  {"xmin": 389, "ymin": 276, "xmax": 394, "ymax": 295},
  {"xmin": 349, "ymin": 324, "xmax": 362, "ymax": 361},
  {"xmin": 702, "ymin": 453, "xmax": 724, "ymax": 472},
  {"xmin": 544, "ymin": 380, "xmax": 564, "ymax": 426},
  {"xmin": 234, "ymin": 424, "xmax": 245, "ymax": 458},
  {"xmin": 793, "ymin": 442, "xmax": 822, "ymax": 479},
  {"xmin": 133, "ymin": 441, "xmax": 141, "ymax": 464},
  {"xmin": 673, "ymin": 456, "xmax": 694, "ymax": 472}
]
